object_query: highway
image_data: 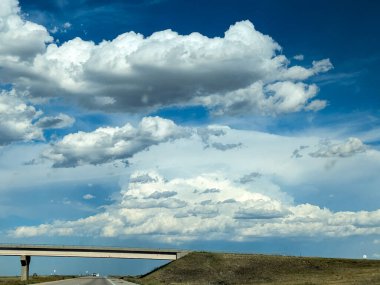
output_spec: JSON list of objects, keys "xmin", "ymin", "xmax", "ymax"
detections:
[{"xmin": 36, "ymin": 277, "xmax": 137, "ymax": 285}]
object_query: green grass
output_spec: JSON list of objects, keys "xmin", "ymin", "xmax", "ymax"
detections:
[
  {"xmin": 124, "ymin": 252, "xmax": 380, "ymax": 285},
  {"xmin": 0, "ymin": 275, "xmax": 76, "ymax": 285}
]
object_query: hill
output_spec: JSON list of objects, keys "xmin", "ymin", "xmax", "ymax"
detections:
[{"xmin": 125, "ymin": 252, "xmax": 380, "ymax": 285}]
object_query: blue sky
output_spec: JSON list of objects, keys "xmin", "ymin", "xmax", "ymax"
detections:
[{"xmin": 0, "ymin": 0, "xmax": 379, "ymax": 276}]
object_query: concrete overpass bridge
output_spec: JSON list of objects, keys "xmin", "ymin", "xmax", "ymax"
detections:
[{"xmin": 0, "ymin": 244, "xmax": 188, "ymax": 281}]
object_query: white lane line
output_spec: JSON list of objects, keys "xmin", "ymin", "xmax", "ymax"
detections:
[
  {"xmin": 106, "ymin": 278, "xmax": 116, "ymax": 285},
  {"xmin": 106, "ymin": 278, "xmax": 138, "ymax": 285}
]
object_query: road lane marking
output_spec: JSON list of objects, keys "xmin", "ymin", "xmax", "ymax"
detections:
[{"xmin": 106, "ymin": 278, "xmax": 138, "ymax": 285}]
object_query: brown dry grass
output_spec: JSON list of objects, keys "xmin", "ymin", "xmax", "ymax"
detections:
[
  {"xmin": 0, "ymin": 275, "xmax": 76, "ymax": 285},
  {"xmin": 125, "ymin": 252, "xmax": 380, "ymax": 285}
]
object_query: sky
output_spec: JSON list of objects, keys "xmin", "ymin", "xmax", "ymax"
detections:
[{"xmin": 0, "ymin": 0, "xmax": 380, "ymax": 276}]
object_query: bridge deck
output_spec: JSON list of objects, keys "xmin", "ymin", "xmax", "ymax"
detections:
[
  {"xmin": 0, "ymin": 244, "xmax": 189, "ymax": 281},
  {"xmin": 0, "ymin": 244, "xmax": 185, "ymax": 260}
]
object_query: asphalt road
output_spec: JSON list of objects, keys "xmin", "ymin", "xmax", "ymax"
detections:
[{"xmin": 35, "ymin": 277, "xmax": 137, "ymax": 285}]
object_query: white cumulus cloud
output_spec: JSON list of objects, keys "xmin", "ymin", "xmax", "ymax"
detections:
[
  {"xmin": 35, "ymin": 113, "xmax": 75, "ymax": 129},
  {"xmin": 42, "ymin": 116, "xmax": 190, "ymax": 167},
  {"xmin": 83, "ymin": 194, "xmax": 95, "ymax": 200},
  {"xmin": 0, "ymin": 89, "xmax": 43, "ymax": 145},
  {"xmin": 5, "ymin": 124, "xmax": 380, "ymax": 242},
  {"xmin": 293, "ymin": 54, "xmax": 304, "ymax": 61},
  {"xmin": 0, "ymin": 90, "xmax": 76, "ymax": 145},
  {"xmin": 1, "ymin": 14, "xmax": 332, "ymax": 115},
  {"xmin": 9, "ymin": 171, "xmax": 380, "ymax": 241},
  {"xmin": 196, "ymin": 81, "xmax": 327, "ymax": 116},
  {"xmin": 0, "ymin": 0, "xmax": 52, "ymax": 61},
  {"xmin": 309, "ymin": 137, "xmax": 366, "ymax": 158}
]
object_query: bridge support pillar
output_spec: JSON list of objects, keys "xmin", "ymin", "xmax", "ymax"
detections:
[{"xmin": 20, "ymin": 255, "xmax": 31, "ymax": 281}]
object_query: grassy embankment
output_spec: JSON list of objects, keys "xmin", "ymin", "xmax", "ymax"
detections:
[
  {"xmin": 0, "ymin": 275, "xmax": 76, "ymax": 285},
  {"xmin": 123, "ymin": 252, "xmax": 380, "ymax": 285}
]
